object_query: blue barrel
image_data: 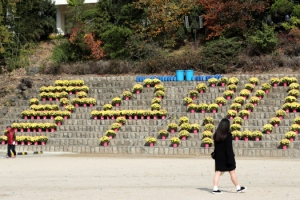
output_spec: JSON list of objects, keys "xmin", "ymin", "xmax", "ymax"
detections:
[
  {"xmin": 176, "ymin": 70, "xmax": 184, "ymax": 81},
  {"xmin": 185, "ymin": 70, "xmax": 194, "ymax": 81}
]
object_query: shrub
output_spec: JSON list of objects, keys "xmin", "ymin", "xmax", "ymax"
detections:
[
  {"xmin": 100, "ymin": 136, "xmax": 110, "ymax": 143},
  {"xmin": 234, "ymin": 97, "xmax": 245, "ymax": 104},
  {"xmin": 270, "ymin": 117, "xmax": 281, "ymax": 125},
  {"xmin": 290, "ymin": 124, "xmax": 300, "ymax": 131},
  {"xmin": 255, "ymin": 90, "xmax": 266, "ymax": 97},
  {"xmin": 191, "ymin": 124, "xmax": 200, "ymax": 131},
  {"xmin": 208, "ymin": 103, "xmax": 219, "ymax": 111},
  {"xmin": 151, "ymin": 103, "xmax": 161, "ymax": 111},
  {"xmin": 105, "ymin": 130, "xmax": 116, "ymax": 137},
  {"xmin": 285, "ymin": 96, "xmax": 296, "ymax": 103},
  {"xmin": 239, "ymin": 110, "xmax": 250, "ymax": 117},
  {"xmin": 112, "ymin": 97, "xmax": 122, "ymax": 105},
  {"xmin": 270, "ymin": 77, "xmax": 280, "ymax": 85},
  {"xmin": 143, "ymin": 78, "xmax": 153, "ymax": 86},
  {"xmin": 116, "ymin": 117, "xmax": 126, "ymax": 125},
  {"xmin": 244, "ymin": 103, "xmax": 254, "ymax": 110},
  {"xmin": 110, "ymin": 123, "xmax": 121, "ymax": 130}
]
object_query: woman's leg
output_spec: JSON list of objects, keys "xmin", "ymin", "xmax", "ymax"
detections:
[
  {"xmin": 213, "ymin": 171, "xmax": 222, "ymax": 187},
  {"xmin": 229, "ymin": 170, "xmax": 239, "ymax": 186}
]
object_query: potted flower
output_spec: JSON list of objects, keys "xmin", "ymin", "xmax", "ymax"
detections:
[
  {"xmin": 187, "ymin": 103, "xmax": 197, "ymax": 113},
  {"xmin": 242, "ymin": 130, "xmax": 252, "ymax": 141},
  {"xmin": 168, "ymin": 123, "xmax": 178, "ymax": 133},
  {"xmin": 231, "ymin": 130, "xmax": 242, "ymax": 141},
  {"xmin": 154, "ymin": 84, "xmax": 165, "ymax": 92},
  {"xmin": 155, "ymin": 90, "xmax": 165, "ymax": 99},
  {"xmin": 290, "ymin": 124, "xmax": 300, "ymax": 134},
  {"xmin": 230, "ymin": 124, "xmax": 241, "ymax": 131},
  {"xmin": 263, "ymin": 124, "xmax": 273, "ymax": 134},
  {"xmin": 239, "ymin": 110, "xmax": 250, "ymax": 119},
  {"xmin": 202, "ymin": 131, "xmax": 213, "ymax": 138},
  {"xmin": 227, "ymin": 110, "xmax": 238, "ymax": 119},
  {"xmin": 208, "ymin": 78, "xmax": 218, "ymax": 87},
  {"xmin": 270, "ymin": 117, "xmax": 280, "ymax": 126},
  {"xmin": 77, "ymin": 91, "xmax": 87, "ymax": 98},
  {"xmin": 0, "ymin": 135, "xmax": 7, "ymax": 145},
  {"xmin": 151, "ymin": 110, "xmax": 160, "ymax": 119},
  {"xmin": 183, "ymin": 97, "xmax": 193, "ymax": 106},
  {"xmin": 110, "ymin": 123, "xmax": 121, "ymax": 132},
  {"xmin": 282, "ymin": 103, "xmax": 291, "ymax": 113},
  {"xmin": 217, "ymin": 77, "xmax": 228, "ymax": 87},
  {"xmin": 288, "ymin": 89, "xmax": 300, "ymax": 97},
  {"xmin": 179, "ymin": 130, "xmax": 190, "ymax": 140},
  {"xmin": 100, "ymin": 136, "xmax": 110, "ymax": 147},
  {"xmin": 116, "ymin": 117, "xmax": 126, "ymax": 126},
  {"xmin": 244, "ymin": 103, "xmax": 254, "ymax": 112},
  {"xmin": 290, "ymin": 102, "xmax": 299, "ymax": 113},
  {"xmin": 289, "ymin": 83, "xmax": 300, "ymax": 90},
  {"xmin": 261, "ymin": 83, "xmax": 271, "ymax": 94},
  {"xmin": 191, "ymin": 124, "xmax": 200, "ymax": 134},
  {"xmin": 71, "ymin": 98, "xmax": 81, "ymax": 107},
  {"xmin": 179, "ymin": 116, "xmax": 189, "ymax": 125},
  {"xmin": 215, "ymin": 97, "xmax": 226, "ymax": 106},
  {"xmin": 122, "ymin": 91, "xmax": 132, "ymax": 100},
  {"xmin": 203, "ymin": 116, "xmax": 214, "ymax": 124},
  {"xmin": 54, "ymin": 116, "xmax": 63, "ymax": 126},
  {"xmin": 280, "ymin": 76, "xmax": 289, "ymax": 86},
  {"xmin": 91, "ymin": 110, "xmax": 100, "ymax": 120},
  {"xmin": 255, "ymin": 90, "xmax": 266, "ymax": 99},
  {"xmin": 228, "ymin": 84, "xmax": 237, "ymax": 92},
  {"xmin": 30, "ymin": 98, "xmax": 39, "ymax": 105},
  {"xmin": 249, "ymin": 77, "xmax": 259, "ymax": 85},
  {"xmin": 249, "ymin": 96, "xmax": 260, "ymax": 105},
  {"xmin": 280, "ymin": 138, "xmax": 290, "ymax": 149},
  {"xmin": 151, "ymin": 103, "xmax": 161, "ymax": 111},
  {"xmin": 252, "ymin": 131, "xmax": 263, "ymax": 141},
  {"xmin": 230, "ymin": 103, "xmax": 242, "ymax": 111},
  {"xmin": 158, "ymin": 130, "xmax": 169, "ymax": 140},
  {"xmin": 143, "ymin": 78, "xmax": 153, "ymax": 87},
  {"xmin": 103, "ymin": 104, "xmax": 113, "ymax": 111},
  {"xmin": 132, "ymin": 84, "xmax": 143, "ymax": 94},
  {"xmin": 105, "ymin": 130, "xmax": 116, "ymax": 139},
  {"xmin": 276, "ymin": 109, "xmax": 286, "ymax": 120},
  {"xmin": 111, "ymin": 97, "xmax": 121, "ymax": 107},
  {"xmin": 204, "ymin": 124, "xmax": 215, "ymax": 131},
  {"xmin": 208, "ymin": 103, "xmax": 219, "ymax": 113},
  {"xmin": 159, "ymin": 109, "xmax": 167, "ymax": 119},
  {"xmin": 196, "ymin": 83, "xmax": 208, "ymax": 93},
  {"xmin": 189, "ymin": 90, "xmax": 198, "ymax": 100},
  {"xmin": 65, "ymin": 105, "xmax": 75, "ymax": 113},
  {"xmin": 152, "ymin": 97, "xmax": 162, "ymax": 105},
  {"xmin": 288, "ymin": 77, "xmax": 298, "ymax": 84},
  {"xmin": 294, "ymin": 116, "xmax": 300, "ymax": 125},
  {"xmin": 285, "ymin": 96, "xmax": 297, "ymax": 103},
  {"xmin": 223, "ymin": 90, "xmax": 234, "ymax": 100},
  {"xmin": 180, "ymin": 123, "xmax": 191, "ymax": 131},
  {"xmin": 244, "ymin": 84, "xmax": 254, "ymax": 92},
  {"xmin": 228, "ymin": 77, "xmax": 239, "ymax": 85},
  {"xmin": 233, "ymin": 117, "xmax": 243, "ymax": 125},
  {"xmin": 270, "ymin": 77, "xmax": 280, "ymax": 87},
  {"xmin": 152, "ymin": 78, "xmax": 161, "ymax": 86},
  {"xmin": 198, "ymin": 103, "xmax": 208, "ymax": 113},
  {"xmin": 202, "ymin": 137, "xmax": 213, "ymax": 148},
  {"xmin": 171, "ymin": 137, "xmax": 180, "ymax": 147},
  {"xmin": 239, "ymin": 89, "xmax": 251, "ymax": 99},
  {"xmin": 285, "ymin": 131, "xmax": 297, "ymax": 142},
  {"xmin": 234, "ymin": 96, "xmax": 245, "ymax": 105}
]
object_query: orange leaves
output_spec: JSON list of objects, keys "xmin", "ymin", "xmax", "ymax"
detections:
[{"xmin": 83, "ymin": 33, "xmax": 105, "ymax": 60}]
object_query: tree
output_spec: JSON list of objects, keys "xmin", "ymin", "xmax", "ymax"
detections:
[{"xmin": 198, "ymin": 0, "xmax": 269, "ymax": 40}]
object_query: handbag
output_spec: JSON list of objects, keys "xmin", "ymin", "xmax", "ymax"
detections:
[{"xmin": 211, "ymin": 151, "xmax": 215, "ymax": 159}]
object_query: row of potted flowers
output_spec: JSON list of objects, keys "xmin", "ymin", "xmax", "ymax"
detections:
[
  {"xmin": 121, "ymin": 90, "xmax": 165, "ymax": 100},
  {"xmin": 282, "ymin": 102, "xmax": 300, "ymax": 112},
  {"xmin": 54, "ymin": 80, "xmax": 85, "ymax": 86},
  {"xmin": 21, "ymin": 110, "xmax": 71, "ymax": 119},
  {"xmin": 110, "ymin": 96, "xmax": 162, "ymax": 107},
  {"xmin": 30, "ymin": 104, "xmax": 60, "ymax": 111},
  {"xmin": 91, "ymin": 110, "xmax": 168, "ymax": 120},
  {"xmin": 270, "ymin": 77, "xmax": 298, "ymax": 87},
  {"xmin": 231, "ymin": 130, "xmax": 263, "ymax": 141},
  {"xmin": 40, "ymin": 85, "xmax": 89, "ymax": 93},
  {"xmin": 10, "ymin": 123, "xmax": 58, "ymax": 132},
  {"xmin": 143, "ymin": 78, "xmax": 161, "ymax": 87},
  {"xmin": 185, "ymin": 103, "xmax": 220, "ymax": 113},
  {"xmin": 0, "ymin": 136, "xmax": 48, "ymax": 145}
]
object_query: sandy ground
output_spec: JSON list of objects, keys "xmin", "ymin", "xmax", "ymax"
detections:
[{"xmin": 0, "ymin": 153, "xmax": 299, "ymax": 200}]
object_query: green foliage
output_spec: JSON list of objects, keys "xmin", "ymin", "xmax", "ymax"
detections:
[
  {"xmin": 292, "ymin": 5, "xmax": 300, "ymax": 18},
  {"xmin": 248, "ymin": 24, "xmax": 278, "ymax": 54},
  {"xmin": 201, "ymin": 37, "xmax": 242, "ymax": 73},
  {"xmin": 270, "ymin": 0, "xmax": 294, "ymax": 17},
  {"xmin": 282, "ymin": 16, "xmax": 300, "ymax": 30}
]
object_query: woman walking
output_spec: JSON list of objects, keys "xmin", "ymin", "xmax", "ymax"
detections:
[{"xmin": 212, "ymin": 118, "xmax": 246, "ymax": 194}]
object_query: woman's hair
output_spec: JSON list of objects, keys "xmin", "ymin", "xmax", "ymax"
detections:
[{"xmin": 213, "ymin": 118, "xmax": 230, "ymax": 142}]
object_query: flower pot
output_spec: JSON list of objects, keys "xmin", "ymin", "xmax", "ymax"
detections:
[
  {"xmin": 14, "ymin": 128, "xmax": 17, "ymax": 132},
  {"xmin": 273, "ymin": 83, "xmax": 278, "ymax": 87},
  {"xmin": 192, "ymin": 96, "xmax": 196, "ymax": 100},
  {"xmin": 50, "ymin": 116, "xmax": 54, "ymax": 120},
  {"xmin": 248, "ymin": 90, "xmax": 252, "ymax": 93},
  {"xmin": 64, "ymin": 116, "xmax": 68, "ymax": 120},
  {"xmin": 248, "ymin": 109, "xmax": 252, "ymax": 113},
  {"xmin": 255, "ymin": 137, "xmax": 259, "ymax": 141},
  {"xmin": 284, "ymin": 82, "xmax": 287, "ymax": 87},
  {"xmin": 31, "ymin": 116, "xmax": 35, "ymax": 120},
  {"xmin": 38, "ymin": 128, "xmax": 42, "ymax": 132},
  {"xmin": 153, "ymin": 116, "xmax": 157, "ymax": 120},
  {"xmin": 218, "ymin": 103, "xmax": 223, "ymax": 107},
  {"xmin": 34, "ymin": 142, "xmax": 38, "ymax": 145},
  {"xmin": 221, "ymin": 82, "xmax": 225, "ymax": 87},
  {"xmin": 49, "ymin": 97, "xmax": 52, "ymax": 101},
  {"xmin": 56, "ymin": 98, "xmax": 59, "ymax": 101},
  {"xmin": 293, "ymin": 109, "xmax": 297, "ymax": 113},
  {"xmin": 147, "ymin": 84, "xmax": 150, "ymax": 88},
  {"xmin": 274, "ymin": 124, "xmax": 278, "ymax": 127},
  {"xmin": 27, "ymin": 142, "xmax": 31, "ymax": 145},
  {"xmin": 21, "ymin": 141, "xmax": 25, "ymax": 145},
  {"xmin": 111, "ymin": 116, "xmax": 115, "ymax": 120},
  {"xmin": 116, "ymin": 103, "xmax": 120, "ymax": 107},
  {"xmin": 253, "ymin": 83, "xmax": 256, "ymax": 86},
  {"xmin": 90, "ymin": 104, "xmax": 94, "ymax": 107},
  {"xmin": 83, "ymin": 104, "xmax": 87, "ymax": 107},
  {"xmin": 134, "ymin": 116, "xmax": 138, "ymax": 120},
  {"xmin": 107, "ymin": 116, "xmax": 110, "ymax": 120},
  {"xmin": 101, "ymin": 116, "xmax": 104, "ymax": 120},
  {"xmin": 125, "ymin": 97, "xmax": 130, "ymax": 100},
  {"xmin": 266, "ymin": 130, "xmax": 271, "ymax": 134},
  {"xmin": 201, "ymin": 110, "xmax": 205, "ymax": 113},
  {"xmin": 129, "ymin": 116, "xmax": 132, "ymax": 120},
  {"xmin": 279, "ymin": 116, "xmax": 283, "ymax": 120},
  {"xmin": 199, "ymin": 90, "xmax": 203, "ymax": 94},
  {"xmin": 41, "ymin": 141, "xmax": 45, "ymax": 145},
  {"xmin": 181, "ymin": 136, "xmax": 186, "ymax": 140},
  {"xmin": 147, "ymin": 116, "xmax": 150, "ymax": 119},
  {"xmin": 243, "ymin": 116, "xmax": 248, "ymax": 120},
  {"xmin": 24, "ymin": 116, "xmax": 28, "ymax": 119},
  {"xmin": 254, "ymin": 103, "xmax": 257, "ymax": 106},
  {"xmin": 205, "ymin": 144, "xmax": 209, "ymax": 148},
  {"xmin": 193, "ymin": 129, "xmax": 198, "ymax": 134},
  {"xmin": 150, "ymin": 143, "xmax": 154, "ymax": 147},
  {"xmin": 258, "ymin": 96, "xmax": 262, "ymax": 100},
  {"xmin": 119, "ymin": 123, "xmax": 123, "ymax": 126},
  {"xmin": 136, "ymin": 90, "xmax": 140, "ymax": 94},
  {"xmin": 46, "ymin": 129, "xmax": 49, "ymax": 132},
  {"xmin": 20, "ymin": 128, "xmax": 24, "ymax": 132},
  {"xmin": 141, "ymin": 116, "xmax": 145, "ymax": 120},
  {"xmin": 161, "ymin": 116, "xmax": 166, "ymax": 120},
  {"xmin": 171, "ymin": 129, "xmax": 175, "ymax": 133},
  {"xmin": 57, "ymin": 122, "xmax": 61, "ymax": 126},
  {"xmin": 1, "ymin": 141, "xmax": 5, "ymax": 145},
  {"xmin": 42, "ymin": 98, "xmax": 46, "ymax": 101},
  {"xmin": 173, "ymin": 143, "xmax": 178, "ymax": 148},
  {"xmin": 37, "ymin": 116, "xmax": 40, "ymax": 120},
  {"xmin": 109, "ymin": 136, "xmax": 113, "ymax": 139},
  {"xmin": 296, "ymin": 130, "xmax": 299, "ymax": 134},
  {"xmin": 211, "ymin": 84, "xmax": 216, "ymax": 87},
  {"xmin": 190, "ymin": 110, "xmax": 195, "ymax": 113},
  {"xmin": 27, "ymin": 129, "xmax": 31, "ymax": 132},
  {"xmin": 162, "ymin": 136, "xmax": 166, "ymax": 140},
  {"xmin": 43, "ymin": 116, "xmax": 47, "ymax": 120},
  {"xmin": 94, "ymin": 116, "xmax": 98, "ymax": 120},
  {"xmin": 212, "ymin": 110, "xmax": 216, "ymax": 113},
  {"xmin": 229, "ymin": 116, "xmax": 233, "ymax": 120},
  {"xmin": 265, "ymin": 90, "xmax": 269, "ymax": 94},
  {"xmin": 75, "ymin": 104, "xmax": 79, "ymax": 107},
  {"xmin": 227, "ymin": 96, "xmax": 231, "ymax": 100},
  {"xmin": 286, "ymin": 109, "xmax": 290, "ymax": 113},
  {"xmin": 282, "ymin": 145, "xmax": 287, "ymax": 150},
  {"xmin": 235, "ymin": 137, "xmax": 239, "ymax": 141},
  {"xmin": 104, "ymin": 142, "xmax": 108, "ymax": 147},
  {"xmin": 69, "ymin": 92, "xmax": 72, "ymax": 95},
  {"xmin": 51, "ymin": 128, "xmax": 55, "ymax": 132},
  {"xmin": 15, "ymin": 142, "xmax": 18, "ymax": 145},
  {"xmin": 114, "ymin": 129, "xmax": 118, "ymax": 132},
  {"xmin": 244, "ymin": 137, "xmax": 248, "ymax": 141},
  {"xmin": 33, "ymin": 129, "xmax": 36, "ymax": 132},
  {"xmin": 290, "ymin": 138, "xmax": 294, "ymax": 142},
  {"xmin": 243, "ymin": 96, "xmax": 247, "ymax": 99}
]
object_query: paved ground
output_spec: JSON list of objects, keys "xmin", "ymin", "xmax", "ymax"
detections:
[{"xmin": 0, "ymin": 153, "xmax": 299, "ymax": 200}]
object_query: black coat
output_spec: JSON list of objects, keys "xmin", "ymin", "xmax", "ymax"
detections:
[{"xmin": 214, "ymin": 134, "xmax": 236, "ymax": 171}]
